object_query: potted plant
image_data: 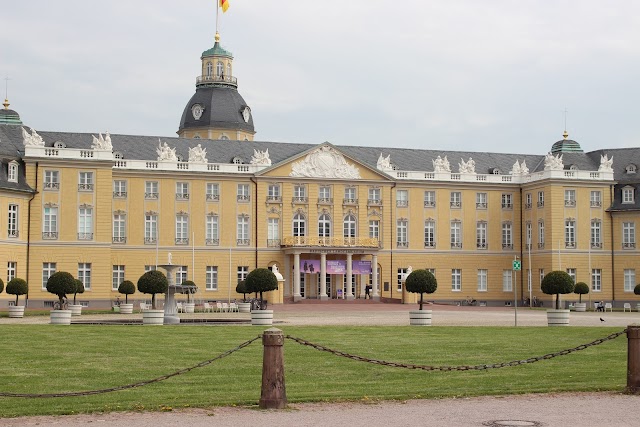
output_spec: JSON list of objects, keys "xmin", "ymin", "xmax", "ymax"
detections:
[
  {"xmin": 137, "ymin": 270, "xmax": 168, "ymax": 325},
  {"xmin": 635, "ymin": 284, "xmax": 640, "ymax": 312},
  {"xmin": 6, "ymin": 278, "xmax": 28, "ymax": 318},
  {"xmin": 117, "ymin": 280, "xmax": 136, "ymax": 314},
  {"xmin": 573, "ymin": 282, "xmax": 589, "ymax": 312},
  {"xmin": 541, "ymin": 271, "xmax": 575, "ymax": 326},
  {"xmin": 181, "ymin": 280, "xmax": 197, "ymax": 313},
  {"xmin": 69, "ymin": 279, "xmax": 84, "ymax": 316},
  {"xmin": 46, "ymin": 271, "xmax": 76, "ymax": 325},
  {"xmin": 236, "ymin": 280, "xmax": 251, "ymax": 313},
  {"xmin": 405, "ymin": 269, "xmax": 438, "ymax": 325},
  {"xmin": 244, "ymin": 268, "xmax": 278, "ymax": 325}
]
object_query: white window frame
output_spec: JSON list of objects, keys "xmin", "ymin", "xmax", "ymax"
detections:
[
  {"xmin": 564, "ymin": 189, "xmax": 576, "ymax": 207},
  {"xmin": 293, "ymin": 213, "xmax": 306, "ymax": 237},
  {"xmin": 145, "ymin": 214, "xmax": 158, "ymax": 243},
  {"xmin": 396, "ymin": 190, "xmax": 408, "ymax": 207},
  {"xmin": 44, "ymin": 170, "xmax": 60, "ymax": 190},
  {"xmin": 424, "ymin": 220, "xmax": 436, "ymax": 248},
  {"xmin": 591, "ymin": 268, "xmax": 602, "ymax": 292},
  {"xmin": 424, "ymin": 190, "xmax": 436, "ymax": 207},
  {"xmin": 591, "ymin": 220, "xmax": 601, "ymax": 249},
  {"xmin": 112, "ymin": 265, "xmax": 125, "ymax": 290},
  {"xmin": 502, "ymin": 222, "xmax": 512, "ymax": 249},
  {"xmin": 476, "ymin": 192, "xmax": 487, "ymax": 209},
  {"xmin": 622, "ymin": 187, "xmax": 635, "ymax": 204},
  {"xmin": 206, "ymin": 266, "xmax": 218, "ymax": 290},
  {"xmin": 268, "ymin": 217, "xmax": 280, "ymax": 245},
  {"xmin": 113, "ymin": 213, "xmax": 126, "ymax": 243},
  {"xmin": 113, "ymin": 180, "xmax": 127, "ymax": 198},
  {"xmin": 319, "ymin": 214, "xmax": 331, "ymax": 238},
  {"xmin": 450, "ymin": 191, "xmax": 462, "ymax": 208},
  {"xmin": 206, "ymin": 183, "xmax": 220, "ymax": 201},
  {"xmin": 42, "ymin": 262, "xmax": 56, "ymax": 289},
  {"xmin": 237, "ymin": 215, "xmax": 250, "ymax": 245},
  {"xmin": 7, "ymin": 261, "xmax": 17, "ymax": 283},
  {"xmin": 624, "ymin": 269, "xmax": 636, "ymax": 292},
  {"xmin": 537, "ymin": 191, "xmax": 545, "ymax": 207},
  {"xmin": 369, "ymin": 220, "xmax": 380, "ymax": 240},
  {"xmin": 502, "ymin": 270, "xmax": 512, "ymax": 292},
  {"xmin": 623, "ymin": 222, "xmax": 636, "ymax": 249},
  {"xmin": 8, "ymin": 161, "xmax": 18, "ymax": 183},
  {"xmin": 176, "ymin": 214, "xmax": 189, "ymax": 244},
  {"xmin": 78, "ymin": 263, "xmax": 91, "ymax": 290},
  {"xmin": 476, "ymin": 221, "xmax": 487, "ymax": 249},
  {"xmin": 177, "ymin": 266, "xmax": 188, "ymax": 285},
  {"xmin": 8, "ymin": 204, "xmax": 18, "ymax": 238},
  {"xmin": 237, "ymin": 184, "xmax": 250, "ymax": 202},
  {"xmin": 477, "ymin": 269, "xmax": 488, "ymax": 292},
  {"xmin": 397, "ymin": 219, "xmax": 408, "ymax": 247},
  {"xmin": 78, "ymin": 207, "xmax": 93, "ymax": 240},
  {"xmin": 451, "ymin": 269, "xmax": 462, "ymax": 292},
  {"xmin": 501, "ymin": 193, "xmax": 513, "ymax": 209},
  {"xmin": 565, "ymin": 219, "xmax": 576, "ymax": 248},
  {"xmin": 590, "ymin": 191, "xmax": 601, "ymax": 207},
  {"xmin": 145, "ymin": 181, "xmax": 159, "ymax": 199},
  {"xmin": 451, "ymin": 220, "xmax": 462, "ymax": 249},
  {"xmin": 206, "ymin": 214, "xmax": 219, "ymax": 245}
]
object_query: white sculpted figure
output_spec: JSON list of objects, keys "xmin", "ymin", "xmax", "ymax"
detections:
[
  {"xmin": 91, "ymin": 132, "xmax": 113, "ymax": 150},
  {"xmin": 188, "ymin": 144, "xmax": 208, "ymax": 163},
  {"xmin": 21, "ymin": 127, "xmax": 45, "ymax": 147},
  {"xmin": 432, "ymin": 155, "xmax": 451, "ymax": 173},
  {"xmin": 458, "ymin": 157, "xmax": 476, "ymax": 174},
  {"xmin": 250, "ymin": 149, "xmax": 271, "ymax": 166},
  {"xmin": 377, "ymin": 153, "xmax": 393, "ymax": 171},
  {"xmin": 157, "ymin": 140, "xmax": 178, "ymax": 161},
  {"xmin": 168, "ymin": 253, "xmax": 172, "ymax": 265},
  {"xmin": 598, "ymin": 154, "xmax": 614, "ymax": 172},
  {"xmin": 510, "ymin": 160, "xmax": 522, "ymax": 175},
  {"xmin": 544, "ymin": 152, "xmax": 564, "ymax": 171},
  {"xmin": 404, "ymin": 266, "xmax": 413, "ymax": 281},
  {"xmin": 290, "ymin": 145, "xmax": 361, "ymax": 179}
]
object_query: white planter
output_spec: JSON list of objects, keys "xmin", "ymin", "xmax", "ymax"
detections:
[
  {"xmin": 184, "ymin": 302, "xmax": 195, "ymax": 313},
  {"xmin": 574, "ymin": 302, "xmax": 587, "ymax": 312},
  {"xmin": 50, "ymin": 310, "xmax": 72, "ymax": 325},
  {"xmin": 8, "ymin": 305, "xmax": 25, "ymax": 318},
  {"xmin": 636, "ymin": 303, "xmax": 640, "ymax": 312},
  {"xmin": 251, "ymin": 309, "xmax": 273, "ymax": 326},
  {"xmin": 409, "ymin": 310, "xmax": 432, "ymax": 326},
  {"xmin": 119, "ymin": 303, "xmax": 134, "ymax": 314},
  {"xmin": 238, "ymin": 302, "xmax": 251, "ymax": 313},
  {"xmin": 143, "ymin": 309, "xmax": 165, "ymax": 325},
  {"xmin": 69, "ymin": 304, "xmax": 83, "ymax": 316},
  {"xmin": 547, "ymin": 309, "xmax": 570, "ymax": 326}
]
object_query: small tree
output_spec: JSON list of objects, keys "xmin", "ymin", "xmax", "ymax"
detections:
[
  {"xmin": 244, "ymin": 268, "xmax": 278, "ymax": 309},
  {"xmin": 574, "ymin": 282, "xmax": 589, "ymax": 303},
  {"xmin": 137, "ymin": 270, "xmax": 168, "ymax": 310},
  {"xmin": 6, "ymin": 278, "xmax": 28, "ymax": 306},
  {"xmin": 236, "ymin": 280, "xmax": 248, "ymax": 302},
  {"xmin": 118, "ymin": 280, "xmax": 136, "ymax": 303},
  {"xmin": 46, "ymin": 272, "xmax": 76, "ymax": 309},
  {"xmin": 181, "ymin": 280, "xmax": 197, "ymax": 302},
  {"xmin": 0, "ymin": 277, "xmax": 3, "ymax": 294},
  {"xmin": 635, "ymin": 284, "xmax": 640, "ymax": 297},
  {"xmin": 73, "ymin": 279, "xmax": 85, "ymax": 305},
  {"xmin": 541, "ymin": 271, "xmax": 575, "ymax": 310},
  {"xmin": 405, "ymin": 269, "xmax": 438, "ymax": 310}
]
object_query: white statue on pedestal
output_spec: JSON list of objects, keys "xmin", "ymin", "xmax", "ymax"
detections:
[
  {"xmin": 377, "ymin": 153, "xmax": 393, "ymax": 171},
  {"xmin": 91, "ymin": 132, "xmax": 113, "ymax": 150},
  {"xmin": 188, "ymin": 144, "xmax": 208, "ymax": 163},
  {"xmin": 458, "ymin": 157, "xmax": 476, "ymax": 174},
  {"xmin": 21, "ymin": 127, "xmax": 45, "ymax": 147},
  {"xmin": 432, "ymin": 156, "xmax": 451, "ymax": 172},
  {"xmin": 250, "ymin": 149, "xmax": 271, "ymax": 166},
  {"xmin": 598, "ymin": 154, "xmax": 613, "ymax": 172},
  {"xmin": 157, "ymin": 140, "xmax": 178, "ymax": 161},
  {"xmin": 544, "ymin": 152, "xmax": 564, "ymax": 171}
]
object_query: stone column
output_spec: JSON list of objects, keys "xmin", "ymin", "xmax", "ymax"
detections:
[
  {"xmin": 293, "ymin": 252, "xmax": 302, "ymax": 302},
  {"xmin": 320, "ymin": 252, "xmax": 328, "ymax": 300},
  {"xmin": 346, "ymin": 253, "xmax": 354, "ymax": 300},
  {"xmin": 372, "ymin": 254, "xmax": 380, "ymax": 300}
]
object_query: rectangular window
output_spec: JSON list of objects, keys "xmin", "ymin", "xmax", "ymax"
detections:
[
  {"xmin": 268, "ymin": 218, "xmax": 280, "ymax": 246},
  {"xmin": 624, "ymin": 269, "xmax": 636, "ymax": 292},
  {"xmin": 591, "ymin": 268, "xmax": 602, "ymax": 292},
  {"xmin": 451, "ymin": 269, "xmax": 462, "ymax": 291},
  {"xmin": 525, "ymin": 193, "xmax": 532, "ymax": 209},
  {"xmin": 237, "ymin": 184, "xmax": 250, "ymax": 202},
  {"xmin": 369, "ymin": 187, "xmax": 381, "ymax": 205},
  {"xmin": 369, "ymin": 220, "xmax": 380, "ymax": 240},
  {"xmin": 623, "ymin": 222, "xmax": 636, "ymax": 248},
  {"xmin": 565, "ymin": 219, "xmax": 576, "ymax": 248},
  {"xmin": 501, "ymin": 193, "xmax": 513, "ymax": 209},
  {"xmin": 502, "ymin": 270, "xmax": 512, "ymax": 292},
  {"xmin": 539, "ymin": 269, "xmax": 545, "ymax": 288},
  {"xmin": 591, "ymin": 220, "xmax": 601, "ymax": 249},
  {"xmin": 113, "ymin": 180, "xmax": 127, "ymax": 198},
  {"xmin": 112, "ymin": 265, "xmax": 125, "ymax": 290},
  {"xmin": 175, "ymin": 214, "xmax": 189, "ymax": 244},
  {"xmin": 424, "ymin": 220, "xmax": 436, "ymax": 248},
  {"xmin": 78, "ymin": 171, "xmax": 94, "ymax": 191},
  {"xmin": 206, "ymin": 266, "xmax": 218, "ymax": 290},
  {"xmin": 144, "ymin": 265, "xmax": 157, "ymax": 272},
  {"xmin": 43, "ymin": 207, "xmax": 58, "ymax": 239},
  {"xmin": 450, "ymin": 192, "xmax": 462, "ymax": 208},
  {"xmin": 42, "ymin": 262, "xmax": 56, "ymax": 289},
  {"xmin": 424, "ymin": 190, "xmax": 436, "ymax": 208},
  {"xmin": 206, "ymin": 183, "xmax": 220, "ymax": 201},
  {"xmin": 237, "ymin": 216, "xmax": 250, "ymax": 245},
  {"xmin": 8, "ymin": 204, "xmax": 18, "ymax": 238},
  {"xmin": 476, "ymin": 192, "xmax": 487, "ymax": 209},
  {"xmin": 78, "ymin": 263, "xmax": 91, "ymax": 290},
  {"xmin": 293, "ymin": 214, "xmax": 306, "ymax": 237},
  {"xmin": 78, "ymin": 207, "xmax": 93, "ymax": 240},
  {"xmin": 177, "ymin": 266, "xmax": 188, "ymax": 285},
  {"xmin": 237, "ymin": 266, "xmax": 249, "ymax": 283},
  {"xmin": 144, "ymin": 214, "xmax": 157, "ymax": 244},
  {"xmin": 206, "ymin": 214, "xmax": 219, "ymax": 245},
  {"xmin": 44, "ymin": 170, "xmax": 60, "ymax": 190},
  {"xmin": 502, "ymin": 222, "xmax": 512, "ymax": 249},
  {"xmin": 294, "ymin": 185, "xmax": 307, "ymax": 202},
  {"xmin": 397, "ymin": 220, "xmax": 408, "ymax": 248},
  {"xmin": 113, "ymin": 214, "xmax": 126, "ymax": 243},
  {"xmin": 7, "ymin": 261, "xmax": 17, "ymax": 283},
  {"xmin": 267, "ymin": 184, "xmax": 281, "ymax": 202},
  {"xmin": 537, "ymin": 191, "xmax": 545, "ymax": 207},
  {"xmin": 477, "ymin": 269, "xmax": 488, "ymax": 292},
  {"xmin": 397, "ymin": 268, "xmax": 407, "ymax": 293},
  {"xmin": 476, "ymin": 221, "xmax": 487, "ymax": 249},
  {"xmin": 145, "ymin": 181, "xmax": 158, "ymax": 199},
  {"xmin": 319, "ymin": 186, "xmax": 332, "ymax": 203},
  {"xmin": 526, "ymin": 221, "xmax": 532, "ymax": 249},
  {"xmin": 344, "ymin": 187, "xmax": 357, "ymax": 204},
  {"xmin": 590, "ymin": 190, "xmax": 602, "ymax": 207},
  {"xmin": 396, "ymin": 190, "xmax": 408, "ymax": 207},
  {"xmin": 451, "ymin": 221, "xmax": 462, "ymax": 248},
  {"xmin": 538, "ymin": 220, "xmax": 545, "ymax": 248},
  {"xmin": 566, "ymin": 268, "xmax": 576, "ymax": 284},
  {"xmin": 623, "ymin": 188, "xmax": 635, "ymax": 204},
  {"xmin": 564, "ymin": 189, "xmax": 576, "ymax": 207},
  {"xmin": 176, "ymin": 182, "xmax": 189, "ymax": 200}
]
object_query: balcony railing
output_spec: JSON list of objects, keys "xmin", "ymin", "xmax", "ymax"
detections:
[
  {"xmin": 368, "ymin": 198, "xmax": 382, "ymax": 206},
  {"xmin": 237, "ymin": 195, "xmax": 250, "ymax": 202},
  {"xmin": 175, "ymin": 238, "xmax": 190, "ymax": 245},
  {"xmin": 590, "ymin": 201, "xmax": 602, "ymax": 207},
  {"xmin": 78, "ymin": 232, "xmax": 93, "ymax": 240},
  {"xmin": 502, "ymin": 203, "xmax": 513, "ymax": 209},
  {"xmin": 591, "ymin": 242, "xmax": 602, "ymax": 249},
  {"xmin": 8, "ymin": 230, "xmax": 18, "ymax": 238},
  {"xmin": 145, "ymin": 192, "xmax": 159, "ymax": 200},
  {"xmin": 343, "ymin": 198, "xmax": 358, "ymax": 205},
  {"xmin": 538, "ymin": 242, "xmax": 545, "ymax": 249},
  {"xmin": 206, "ymin": 193, "xmax": 220, "ymax": 201},
  {"xmin": 397, "ymin": 241, "xmax": 409, "ymax": 248},
  {"xmin": 42, "ymin": 232, "xmax": 58, "ymax": 240},
  {"xmin": 113, "ymin": 191, "xmax": 127, "ymax": 198},
  {"xmin": 623, "ymin": 242, "xmax": 636, "ymax": 249},
  {"xmin": 292, "ymin": 196, "xmax": 308, "ymax": 203},
  {"xmin": 476, "ymin": 202, "xmax": 487, "ymax": 209},
  {"xmin": 318, "ymin": 197, "xmax": 333, "ymax": 204},
  {"xmin": 502, "ymin": 243, "xmax": 513, "ymax": 250},
  {"xmin": 537, "ymin": 201, "xmax": 545, "ymax": 208},
  {"xmin": 424, "ymin": 200, "xmax": 436, "ymax": 208},
  {"xmin": 206, "ymin": 238, "xmax": 220, "ymax": 246},
  {"xmin": 396, "ymin": 200, "xmax": 408, "ymax": 208},
  {"xmin": 266, "ymin": 195, "xmax": 281, "ymax": 203},
  {"xmin": 176, "ymin": 193, "xmax": 190, "ymax": 201},
  {"xmin": 44, "ymin": 182, "xmax": 60, "ymax": 190},
  {"xmin": 78, "ymin": 183, "xmax": 94, "ymax": 191},
  {"xmin": 477, "ymin": 242, "xmax": 487, "ymax": 249},
  {"xmin": 281, "ymin": 236, "xmax": 380, "ymax": 248},
  {"xmin": 565, "ymin": 200, "xmax": 576, "ymax": 207},
  {"xmin": 112, "ymin": 236, "xmax": 126, "ymax": 244},
  {"xmin": 267, "ymin": 239, "xmax": 281, "ymax": 247},
  {"xmin": 237, "ymin": 239, "xmax": 250, "ymax": 246},
  {"xmin": 144, "ymin": 237, "xmax": 157, "ymax": 244},
  {"xmin": 524, "ymin": 202, "xmax": 532, "ymax": 209},
  {"xmin": 424, "ymin": 241, "xmax": 436, "ymax": 249},
  {"xmin": 451, "ymin": 242, "xmax": 462, "ymax": 249},
  {"xmin": 196, "ymin": 74, "xmax": 238, "ymax": 87},
  {"xmin": 450, "ymin": 201, "xmax": 461, "ymax": 208},
  {"xmin": 565, "ymin": 242, "xmax": 576, "ymax": 249}
]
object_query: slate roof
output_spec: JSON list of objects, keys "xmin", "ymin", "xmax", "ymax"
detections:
[{"xmin": 178, "ymin": 87, "xmax": 254, "ymax": 134}]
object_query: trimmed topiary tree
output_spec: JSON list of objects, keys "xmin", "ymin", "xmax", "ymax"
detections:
[
  {"xmin": 6, "ymin": 278, "xmax": 28, "ymax": 306},
  {"xmin": 635, "ymin": 284, "xmax": 640, "ymax": 297},
  {"xmin": 236, "ymin": 280, "xmax": 248, "ymax": 302},
  {"xmin": 72, "ymin": 279, "xmax": 85, "ymax": 305},
  {"xmin": 405, "ymin": 269, "xmax": 438, "ymax": 310},
  {"xmin": 0, "ymin": 277, "xmax": 3, "ymax": 294},
  {"xmin": 118, "ymin": 280, "xmax": 135, "ymax": 303},
  {"xmin": 181, "ymin": 280, "xmax": 197, "ymax": 302},
  {"xmin": 244, "ymin": 268, "xmax": 278, "ymax": 309},
  {"xmin": 541, "ymin": 271, "xmax": 575, "ymax": 310},
  {"xmin": 137, "ymin": 270, "xmax": 168, "ymax": 310},
  {"xmin": 46, "ymin": 272, "xmax": 76, "ymax": 309},
  {"xmin": 574, "ymin": 282, "xmax": 589, "ymax": 303}
]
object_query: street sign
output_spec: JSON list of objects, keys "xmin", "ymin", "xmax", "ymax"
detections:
[{"xmin": 513, "ymin": 260, "xmax": 521, "ymax": 271}]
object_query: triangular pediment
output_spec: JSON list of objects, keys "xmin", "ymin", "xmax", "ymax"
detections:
[{"xmin": 257, "ymin": 143, "xmax": 393, "ymax": 181}]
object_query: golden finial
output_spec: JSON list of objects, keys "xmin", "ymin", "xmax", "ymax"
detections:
[
  {"xmin": 3, "ymin": 98, "xmax": 9, "ymax": 110},
  {"xmin": 563, "ymin": 130, "xmax": 569, "ymax": 140},
  {"xmin": 215, "ymin": 31, "xmax": 220, "ymax": 43}
]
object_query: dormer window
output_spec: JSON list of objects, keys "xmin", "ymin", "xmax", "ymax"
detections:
[
  {"xmin": 569, "ymin": 164, "xmax": 579, "ymax": 171},
  {"xmin": 53, "ymin": 141, "xmax": 66, "ymax": 149},
  {"xmin": 622, "ymin": 186, "xmax": 635, "ymax": 204},
  {"xmin": 492, "ymin": 168, "xmax": 501, "ymax": 175},
  {"xmin": 219, "ymin": 135, "xmax": 230, "ymax": 141},
  {"xmin": 626, "ymin": 164, "xmax": 637, "ymax": 174},
  {"xmin": 232, "ymin": 157, "xmax": 243, "ymax": 165},
  {"xmin": 114, "ymin": 152, "xmax": 123, "ymax": 159},
  {"xmin": 8, "ymin": 161, "xmax": 18, "ymax": 183}
]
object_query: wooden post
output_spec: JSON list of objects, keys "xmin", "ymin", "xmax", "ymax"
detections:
[
  {"xmin": 627, "ymin": 325, "xmax": 640, "ymax": 393},
  {"xmin": 259, "ymin": 328, "xmax": 287, "ymax": 409}
]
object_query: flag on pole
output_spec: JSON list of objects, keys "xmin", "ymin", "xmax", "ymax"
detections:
[{"xmin": 220, "ymin": 0, "xmax": 230, "ymax": 12}]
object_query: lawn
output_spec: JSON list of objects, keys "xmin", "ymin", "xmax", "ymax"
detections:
[{"xmin": 0, "ymin": 325, "xmax": 628, "ymax": 417}]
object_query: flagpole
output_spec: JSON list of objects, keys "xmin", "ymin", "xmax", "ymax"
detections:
[{"xmin": 216, "ymin": 1, "xmax": 220, "ymax": 36}]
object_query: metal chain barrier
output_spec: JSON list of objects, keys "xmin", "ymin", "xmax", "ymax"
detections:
[
  {"xmin": 0, "ymin": 335, "xmax": 262, "ymax": 398},
  {"xmin": 286, "ymin": 329, "xmax": 627, "ymax": 372}
]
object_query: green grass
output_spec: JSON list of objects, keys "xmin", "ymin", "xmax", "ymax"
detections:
[{"xmin": 0, "ymin": 325, "xmax": 627, "ymax": 417}]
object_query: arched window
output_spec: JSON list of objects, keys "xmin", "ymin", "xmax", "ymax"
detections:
[
  {"xmin": 220, "ymin": 135, "xmax": 230, "ymax": 141},
  {"xmin": 206, "ymin": 62, "xmax": 213, "ymax": 77},
  {"xmin": 318, "ymin": 214, "xmax": 331, "ymax": 237},
  {"xmin": 293, "ymin": 213, "xmax": 306, "ymax": 237},
  {"xmin": 8, "ymin": 162, "xmax": 18, "ymax": 183},
  {"xmin": 343, "ymin": 214, "xmax": 356, "ymax": 238},
  {"xmin": 216, "ymin": 61, "xmax": 224, "ymax": 77}
]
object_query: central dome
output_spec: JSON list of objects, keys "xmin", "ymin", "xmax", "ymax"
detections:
[{"xmin": 178, "ymin": 87, "xmax": 254, "ymax": 134}]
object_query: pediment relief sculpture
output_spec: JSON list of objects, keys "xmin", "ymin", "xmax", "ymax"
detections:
[{"xmin": 290, "ymin": 145, "xmax": 361, "ymax": 179}]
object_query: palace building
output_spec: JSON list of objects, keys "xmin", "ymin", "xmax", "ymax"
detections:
[{"xmin": 1, "ymin": 32, "xmax": 639, "ymax": 309}]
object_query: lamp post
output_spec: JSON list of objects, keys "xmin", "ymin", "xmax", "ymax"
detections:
[{"xmin": 513, "ymin": 256, "xmax": 521, "ymax": 327}]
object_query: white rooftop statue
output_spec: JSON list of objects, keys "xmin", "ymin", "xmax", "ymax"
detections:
[
  {"xmin": 250, "ymin": 148, "xmax": 271, "ymax": 166},
  {"xmin": 157, "ymin": 140, "xmax": 178, "ymax": 161},
  {"xmin": 599, "ymin": 154, "xmax": 614, "ymax": 172},
  {"xmin": 458, "ymin": 157, "xmax": 476, "ymax": 174},
  {"xmin": 21, "ymin": 127, "xmax": 45, "ymax": 147},
  {"xmin": 91, "ymin": 132, "xmax": 113, "ymax": 150},
  {"xmin": 377, "ymin": 153, "xmax": 393, "ymax": 172},
  {"xmin": 433, "ymin": 155, "xmax": 451, "ymax": 173},
  {"xmin": 510, "ymin": 160, "xmax": 529, "ymax": 175},
  {"xmin": 544, "ymin": 152, "xmax": 564, "ymax": 171},
  {"xmin": 188, "ymin": 144, "xmax": 208, "ymax": 163}
]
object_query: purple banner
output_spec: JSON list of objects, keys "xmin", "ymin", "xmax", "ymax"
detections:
[
  {"xmin": 326, "ymin": 260, "xmax": 346, "ymax": 274},
  {"xmin": 300, "ymin": 259, "xmax": 320, "ymax": 274},
  {"xmin": 301, "ymin": 259, "xmax": 371, "ymax": 275},
  {"xmin": 352, "ymin": 260, "xmax": 372, "ymax": 275}
]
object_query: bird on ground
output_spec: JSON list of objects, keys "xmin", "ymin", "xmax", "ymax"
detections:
[{"xmin": 600, "ymin": 318, "xmax": 605, "ymax": 322}]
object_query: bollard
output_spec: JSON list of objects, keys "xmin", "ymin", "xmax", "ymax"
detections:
[
  {"xmin": 259, "ymin": 328, "xmax": 287, "ymax": 409},
  {"xmin": 627, "ymin": 324, "xmax": 640, "ymax": 394}
]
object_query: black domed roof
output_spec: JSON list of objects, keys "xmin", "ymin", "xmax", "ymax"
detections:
[{"xmin": 178, "ymin": 87, "xmax": 254, "ymax": 134}]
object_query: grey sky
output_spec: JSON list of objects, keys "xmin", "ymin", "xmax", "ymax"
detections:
[{"xmin": 2, "ymin": 0, "xmax": 640, "ymax": 154}]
